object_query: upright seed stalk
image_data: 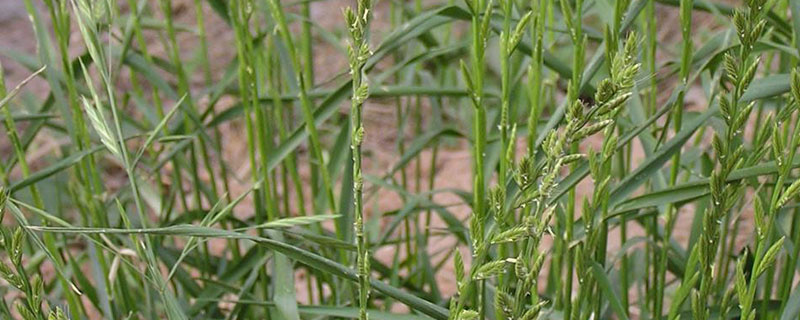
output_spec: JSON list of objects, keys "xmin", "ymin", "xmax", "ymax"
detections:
[
  {"xmin": 514, "ymin": 6, "xmax": 559, "ymax": 299},
  {"xmin": 740, "ymin": 67, "xmax": 800, "ymax": 320},
  {"xmin": 466, "ymin": 0, "xmax": 490, "ymax": 233},
  {"xmin": 449, "ymin": 20, "xmax": 631, "ymax": 320},
  {"xmin": 497, "ymin": 0, "xmax": 531, "ymax": 289},
  {"xmin": 345, "ymin": 0, "xmax": 373, "ymax": 318},
  {"xmin": 450, "ymin": 0, "xmax": 492, "ymax": 319},
  {"xmin": 459, "ymin": 0, "xmax": 492, "ymax": 314},
  {"xmin": 693, "ymin": 1, "xmax": 766, "ymax": 319},
  {"xmin": 573, "ymin": 33, "xmax": 638, "ymax": 320}
]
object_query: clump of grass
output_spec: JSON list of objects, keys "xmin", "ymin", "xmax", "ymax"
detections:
[{"xmin": 3, "ymin": 0, "xmax": 800, "ymax": 319}]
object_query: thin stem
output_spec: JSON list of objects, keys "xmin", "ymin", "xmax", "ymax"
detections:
[{"xmin": 345, "ymin": 0, "xmax": 374, "ymax": 317}]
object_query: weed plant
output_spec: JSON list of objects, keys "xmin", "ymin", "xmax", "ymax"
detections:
[{"xmin": 2, "ymin": 0, "xmax": 800, "ymax": 319}]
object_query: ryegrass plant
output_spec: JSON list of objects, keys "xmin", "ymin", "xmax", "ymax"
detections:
[
  {"xmin": 3, "ymin": 0, "xmax": 800, "ymax": 319},
  {"xmin": 344, "ymin": 0, "xmax": 374, "ymax": 317}
]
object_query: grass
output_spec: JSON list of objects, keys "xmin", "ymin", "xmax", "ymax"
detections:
[{"xmin": 2, "ymin": 0, "xmax": 800, "ymax": 319}]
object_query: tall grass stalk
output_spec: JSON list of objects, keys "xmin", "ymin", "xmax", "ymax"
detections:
[
  {"xmin": 693, "ymin": 1, "xmax": 766, "ymax": 319},
  {"xmin": 458, "ymin": 0, "xmax": 493, "ymax": 315},
  {"xmin": 740, "ymin": 47, "xmax": 798, "ymax": 320},
  {"xmin": 345, "ymin": 0, "xmax": 374, "ymax": 317}
]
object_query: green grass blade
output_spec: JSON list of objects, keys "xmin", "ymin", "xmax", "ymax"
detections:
[
  {"xmin": 591, "ymin": 261, "xmax": 630, "ymax": 320},
  {"xmin": 29, "ymin": 225, "xmax": 451, "ymax": 319}
]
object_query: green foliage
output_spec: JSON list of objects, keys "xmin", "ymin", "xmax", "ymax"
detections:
[{"xmin": 1, "ymin": 0, "xmax": 800, "ymax": 319}]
